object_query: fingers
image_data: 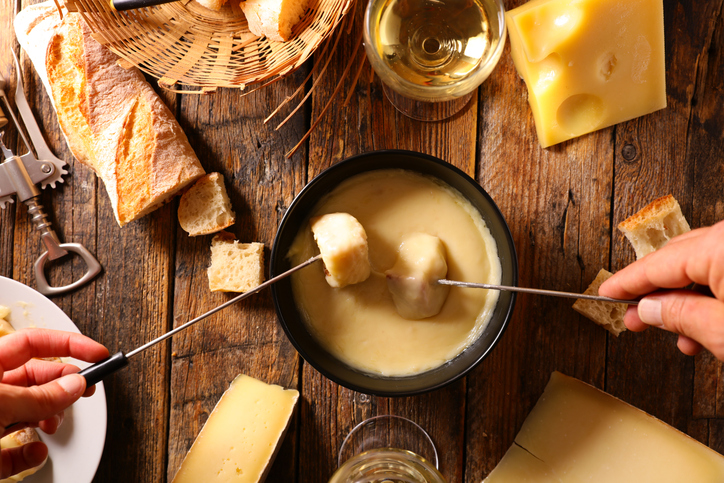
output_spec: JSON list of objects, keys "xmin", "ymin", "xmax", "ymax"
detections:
[
  {"xmin": 0, "ymin": 329, "xmax": 109, "ymax": 375},
  {"xmin": 1, "ymin": 441, "xmax": 47, "ymax": 479},
  {"xmin": 0, "ymin": 374, "xmax": 87, "ymax": 431},
  {"xmin": 600, "ymin": 221, "xmax": 724, "ymax": 300},
  {"xmin": 634, "ymin": 290, "xmax": 724, "ymax": 360}
]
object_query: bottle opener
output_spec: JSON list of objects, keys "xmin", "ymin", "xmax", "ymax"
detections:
[{"xmin": 0, "ymin": 51, "xmax": 101, "ymax": 297}]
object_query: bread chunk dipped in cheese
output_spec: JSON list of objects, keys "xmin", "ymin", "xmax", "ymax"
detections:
[
  {"xmin": 311, "ymin": 213, "xmax": 370, "ymax": 288},
  {"xmin": 385, "ymin": 233, "xmax": 450, "ymax": 319}
]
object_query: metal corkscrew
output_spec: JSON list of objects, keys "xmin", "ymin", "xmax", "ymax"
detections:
[{"xmin": 0, "ymin": 51, "xmax": 101, "ymax": 296}]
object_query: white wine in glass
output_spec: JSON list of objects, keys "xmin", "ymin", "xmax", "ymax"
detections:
[{"xmin": 364, "ymin": 0, "xmax": 506, "ymax": 120}]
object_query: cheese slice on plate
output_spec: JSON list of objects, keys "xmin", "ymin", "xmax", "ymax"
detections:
[
  {"xmin": 172, "ymin": 374, "xmax": 299, "ymax": 483},
  {"xmin": 484, "ymin": 372, "xmax": 724, "ymax": 482},
  {"xmin": 506, "ymin": 0, "xmax": 667, "ymax": 147}
]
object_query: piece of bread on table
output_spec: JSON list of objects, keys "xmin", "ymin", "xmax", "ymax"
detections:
[
  {"xmin": 208, "ymin": 232, "xmax": 265, "ymax": 292},
  {"xmin": 178, "ymin": 173, "xmax": 236, "ymax": 236},
  {"xmin": 240, "ymin": 0, "xmax": 310, "ymax": 41},
  {"xmin": 618, "ymin": 194, "xmax": 691, "ymax": 259},
  {"xmin": 14, "ymin": 3, "xmax": 206, "ymax": 227},
  {"xmin": 573, "ymin": 269, "xmax": 627, "ymax": 337}
]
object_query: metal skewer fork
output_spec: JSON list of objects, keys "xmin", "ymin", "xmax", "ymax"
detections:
[{"xmin": 438, "ymin": 279, "xmax": 640, "ymax": 305}]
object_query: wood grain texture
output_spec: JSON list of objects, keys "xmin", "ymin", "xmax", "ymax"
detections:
[
  {"xmin": 167, "ymin": 68, "xmax": 309, "ymax": 481},
  {"xmin": 608, "ymin": 0, "xmax": 723, "ymax": 438},
  {"xmin": 468, "ymin": 0, "xmax": 611, "ymax": 479}
]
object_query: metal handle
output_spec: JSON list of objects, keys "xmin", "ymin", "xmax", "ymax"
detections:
[
  {"xmin": 34, "ymin": 243, "xmax": 102, "ymax": 296},
  {"xmin": 79, "ymin": 352, "xmax": 129, "ymax": 387}
]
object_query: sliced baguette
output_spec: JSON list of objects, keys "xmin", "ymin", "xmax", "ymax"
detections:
[
  {"xmin": 572, "ymin": 269, "xmax": 627, "ymax": 336},
  {"xmin": 194, "ymin": 0, "xmax": 229, "ymax": 10},
  {"xmin": 178, "ymin": 173, "xmax": 236, "ymax": 236},
  {"xmin": 15, "ymin": 4, "xmax": 206, "ymax": 226},
  {"xmin": 208, "ymin": 232, "xmax": 265, "ymax": 292},
  {"xmin": 240, "ymin": 0, "xmax": 310, "ymax": 41},
  {"xmin": 618, "ymin": 194, "xmax": 691, "ymax": 259}
]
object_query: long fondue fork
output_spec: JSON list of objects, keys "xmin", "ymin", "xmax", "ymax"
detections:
[
  {"xmin": 437, "ymin": 279, "xmax": 640, "ymax": 305},
  {"xmin": 79, "ymin": 254, "xmax": 322, "ymax": 387}
]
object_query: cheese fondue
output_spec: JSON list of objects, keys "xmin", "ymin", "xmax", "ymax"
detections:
[{"xmin": 287, "ymin": 169, "xmax": 502, "ymax": 376}]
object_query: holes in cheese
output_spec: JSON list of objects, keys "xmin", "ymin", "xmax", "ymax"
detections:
[
  {"xmin": 556, "ymin": 93, "xmax": 605, "ymax": 136},
  {"xmin": 172, "ymin": 375, "xmax": 299, "ymax": 483},
  {"xmin": 513, "ymin": 2, "xmax": 583, "ymax": 63},
  {"xmin": 506, "ymin": 0, "xmax": 667, "ymax": 147}
]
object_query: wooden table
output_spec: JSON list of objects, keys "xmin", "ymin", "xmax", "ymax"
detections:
[{"xmin": 1, "ymin": 0, "xmax": 723, "ymax": 481}]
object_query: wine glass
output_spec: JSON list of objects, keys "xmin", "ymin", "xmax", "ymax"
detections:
[
  {"xmin": 363, "ymin": 0, "xmax": 506, "ymax": 121},
  {"xmin": 329, "ymin": 415, "xmax": 446, "ymax": 483}
]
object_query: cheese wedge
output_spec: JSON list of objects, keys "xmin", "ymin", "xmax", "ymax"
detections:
[
  {"xmin": 484, "ymin": 372, "xmax": 724, "ymax": 482},
  {"xmin": 506, "ymin": 0, "xmax": 666, "ymax": 147},
  {"xmin": 172, "ymin": 375, "xmax": 299, "ymax": 483}
]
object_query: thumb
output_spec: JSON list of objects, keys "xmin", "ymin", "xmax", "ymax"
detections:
[
  {"xmin": 6, "ymin": 374, "xmax": 86, "ymax": 428},
  {"xmin": 1, "ymin": 441, "xmax": 48, "ymax": 479},
  {"xmin": 636, "ymin": 290, "xmax": 724, "ymax": 360}
]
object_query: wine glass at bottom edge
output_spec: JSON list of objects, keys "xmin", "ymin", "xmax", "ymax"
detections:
[{"xmin": 329, "ymin": 415, "xmax": 447, "ymax": 483}]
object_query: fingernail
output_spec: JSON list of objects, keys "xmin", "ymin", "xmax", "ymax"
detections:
[
  {"xmin": 55, "ymin": 412, "xmax": 64, "ymax": 429},
  {"xmin": 638, "ymin": 298, "xmax": 665, "ymax": 328},
  {"xmin": 57, "ymin": 374, "xmax": 84, "ymax": 397}
]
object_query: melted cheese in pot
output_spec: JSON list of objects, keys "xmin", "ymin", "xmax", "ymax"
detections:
[{"xmin": 287, "ymin": 169, "xmax": 502, "ymax": 376}]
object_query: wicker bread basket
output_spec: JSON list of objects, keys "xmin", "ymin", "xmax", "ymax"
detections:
[{"xmin": 63, "ymin": 0, "xmax": 354, "ymax": 91}]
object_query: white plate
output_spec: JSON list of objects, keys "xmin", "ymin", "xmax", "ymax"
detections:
[{"xmin": 0, "ymin": 276, "xmax": 106, "ymax": 483}]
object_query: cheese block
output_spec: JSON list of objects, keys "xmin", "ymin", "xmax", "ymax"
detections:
[
  {"xmin": 505, "ymin": 0, "xmax": 666, "ymax": 147},
  {"xmin": 172, "ymin": 375, "xmax": 299, "ymax": 483},
  {"xmin": 484, "ymin": 372, "xmax": 724, "ymax": 482}
]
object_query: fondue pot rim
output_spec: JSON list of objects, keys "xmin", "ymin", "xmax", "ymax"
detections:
[{"xmin": 270, "ymin": 149, "xmax": 518, "ymax": 397}]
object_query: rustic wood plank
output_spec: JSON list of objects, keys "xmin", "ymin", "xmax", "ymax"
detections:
[
  {"xmin": 299, "ymin": 1, "xmax": 479, "ymax": 480},
  {"xmin": 468, "ymin": 0, "xmax": 612, "ymax": 479},
  {"xmin": 608, "ymin": 0, "xmax": 723, "ymax": 436},
  {"xmin": 167, "ymin": 70, "xmax": 309, "ymax": 481}
]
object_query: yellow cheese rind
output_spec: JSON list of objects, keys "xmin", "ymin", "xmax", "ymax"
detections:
[
  {"xmin": 484, "ymin": 372, "xmax": 724, "ymax": 482},
  {"xmin": 172, "ymin": 375, "xmax": 299, "ymax": 483},
  {"xmin": 506, "ymin": 0, "xmax": 667, "ymax": 147}
]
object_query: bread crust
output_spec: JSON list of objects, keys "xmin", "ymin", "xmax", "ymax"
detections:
[
  {"xmin": 618, "ymin": 194, "xmax": 677, "ymax": 231},
  {"xmin": 15, "ymin": 4, "xmax": 206, "ymax": 226}
]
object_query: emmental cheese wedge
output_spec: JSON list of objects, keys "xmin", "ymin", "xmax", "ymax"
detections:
[
  {"xmin": 506, "ymin": 0, "xmax": 667, "ymax": 147},
  {"xmin": 172, "ymin": 375, "xmax": 299, "ymax": 483},
  {"xmin": 484, "ymin": 372, "xmax": 724, "ymax": 482}
]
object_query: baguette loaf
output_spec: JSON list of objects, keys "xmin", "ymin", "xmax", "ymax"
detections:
[
  {"xmin": 178, "ymin": 173, "xmax": 236, "ymax": 236},
  {"xmin": 208, "ymin": 232, "xmax": 265, "ymax": 292},
  {"xmin": 15, "ymin": 3, "xmax": 206, "ymax": 226},
  {"xmin": 572, "ymin": 269, "xmax": 627, "ymax": 336},
  {"xmin": 618, "ymin": 194, "xmax": 691, "ymax": 259}
]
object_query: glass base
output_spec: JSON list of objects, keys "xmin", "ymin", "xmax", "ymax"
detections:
[{"xmin": 382, "ymin": 84, "xmax": 473, "ymax": 121}]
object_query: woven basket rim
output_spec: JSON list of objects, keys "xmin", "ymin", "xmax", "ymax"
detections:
[{"xmin": 65, "ymin": 0, "xmax": 354, "ymax": 91}]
